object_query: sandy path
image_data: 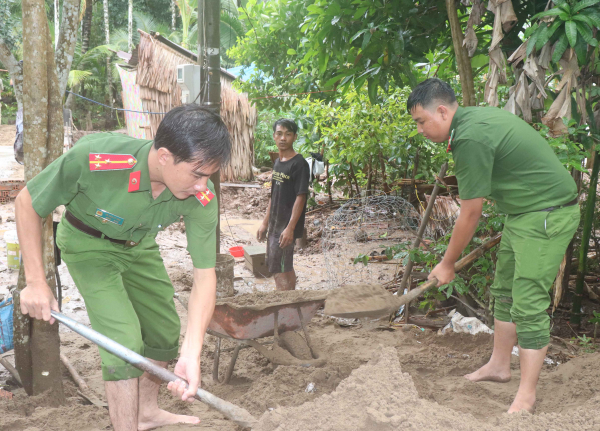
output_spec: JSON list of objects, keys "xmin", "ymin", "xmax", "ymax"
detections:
[{"xmin": 2, "ymin": 192, "xmax": 600, "ymax": 430}]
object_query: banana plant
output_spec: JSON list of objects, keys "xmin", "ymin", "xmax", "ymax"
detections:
[{"xmin": 526, "ymin": 0, "xmax": 600, "ymax": 64}]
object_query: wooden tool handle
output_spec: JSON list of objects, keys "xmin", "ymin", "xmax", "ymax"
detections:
[{"xmin": 395, "ymin": 233, "xmax": 502, "ymax": 307}]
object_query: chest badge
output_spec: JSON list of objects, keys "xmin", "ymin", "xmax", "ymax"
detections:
[
  {"xmin": 128, "ymin": 171, "xmax": 141, "ymax": 192},
  {"xmin": 90, "ymin": 153, "xmax": 137, "ymax": 171},
  {"xmin": 94, "ymin": 209, "xmax": 124, "ymax": 226},
  {"xmin": 195, "ymin": 188, "xmax": 215, "ymax": 207}
]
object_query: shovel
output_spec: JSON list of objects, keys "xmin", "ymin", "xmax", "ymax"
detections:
[
  {"xmin": 323, "ymin": 233, "xmax": 502, "ymax": 319},
  {"xmin": 51, "ymin": 311, "xmax": 258, "ymax": 429}
]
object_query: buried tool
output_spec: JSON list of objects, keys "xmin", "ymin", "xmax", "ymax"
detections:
[
  {"xmin": 324, "ymin": 233, "xmax": 502, "ymax": 319},
  {"xmin": 50, "ymin": 311, "xmax": 258, "ymax": 429}
]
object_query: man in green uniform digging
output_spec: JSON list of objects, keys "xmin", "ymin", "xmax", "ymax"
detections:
[
  {"xmin": 15, "ymin": 105, "xmax": 231, "ymax": 430},
  {"xmin": 408, "ymin": 78, "xmax": 579, "ymax": 414}
]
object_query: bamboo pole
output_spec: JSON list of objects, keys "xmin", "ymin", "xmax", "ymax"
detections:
[{"xmin": 570, "ymin": 150, "xmax": 600, "ymax": 325}]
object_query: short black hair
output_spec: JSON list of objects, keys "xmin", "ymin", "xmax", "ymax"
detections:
[
  {"xmin": 154, "ymin": 105, "xmax": 231, "ymax": 168},
  {"xmin": 407, "ymin": 78, "xmax": 457, "ymax": 112},
  {"xmin": 272, "ymin": 119, "xmax": 298, "ymax": 134}
]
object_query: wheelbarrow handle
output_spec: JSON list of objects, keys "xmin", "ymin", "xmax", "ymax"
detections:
[{"xmin": 50, "ymin": 311, "xmax": 257, "ymax": 429}]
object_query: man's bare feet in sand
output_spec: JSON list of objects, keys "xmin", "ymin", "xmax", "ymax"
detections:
[
  {"xmin": 138, "ymin": 408, "xmax": 200, "ymax": 431},
  {"xmin": 507, "ymin": 389, "xmax": 536, "ymax": 414},
  {"xmin": 464, "ymin": 362, "xmax": 511, "ymax": 383}
]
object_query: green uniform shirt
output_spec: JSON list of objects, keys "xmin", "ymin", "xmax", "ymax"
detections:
[
  {"xmin": 449, "ymin": 106, "xmax": 577, "ymax": 215},
  {"xmin": 27, "ymin": 132, "xmax": 217, "ymax": 269}
]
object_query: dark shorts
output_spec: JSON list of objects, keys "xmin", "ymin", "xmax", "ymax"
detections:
[{"xmin": 266, "ymin": 234, "xmax": 295, "ymax": 273}]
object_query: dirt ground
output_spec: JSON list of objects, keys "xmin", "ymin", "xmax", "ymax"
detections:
[{"xmin": 2, "ymin": 174, "xmax": 600, "ymax": 430}]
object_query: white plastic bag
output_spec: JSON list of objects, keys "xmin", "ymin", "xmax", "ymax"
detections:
[{"xmin": 440, "ymin": 309, "xmax": 493, "ymax": 335}]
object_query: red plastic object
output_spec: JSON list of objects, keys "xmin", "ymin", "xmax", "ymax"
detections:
[{"xmin": 229, "ymin": 246, "xmax": 244, "ymax": 257}]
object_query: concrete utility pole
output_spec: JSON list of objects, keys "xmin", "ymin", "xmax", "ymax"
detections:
[{"xmin": 198, "ymin": 0, "xmax": 221, "ymax": 253}]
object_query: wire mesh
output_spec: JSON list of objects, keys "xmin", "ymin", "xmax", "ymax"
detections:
[{"xmin": 322, "ymin": 191, "xmax": 423, "ymax": 289}]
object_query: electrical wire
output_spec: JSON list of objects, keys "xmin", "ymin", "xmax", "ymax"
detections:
[{"xmin": 65, "ymin": 90, "xmax": 168, "ymax": 115}]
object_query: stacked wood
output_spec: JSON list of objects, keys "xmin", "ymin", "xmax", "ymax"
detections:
[
  {"xmin": 420, "ymin": 195, "xmax": 461, "ymax": 237},
  {"xmin": 135, "ymin": 30, "xmax": 257, "ymax": 181}
]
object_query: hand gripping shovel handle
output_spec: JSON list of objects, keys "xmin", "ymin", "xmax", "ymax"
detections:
[{"xmin": 50, "ymin": 311, "xmax": 257, "ymax": 429}]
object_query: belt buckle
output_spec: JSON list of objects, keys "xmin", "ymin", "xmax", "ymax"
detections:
[{"xmin": 125, "ymin": 240, "xmax": 139, "ymax": 248}]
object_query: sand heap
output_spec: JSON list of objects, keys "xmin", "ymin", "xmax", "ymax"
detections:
[
  {"xmin": 255, "ymin": 345, "xmax": 485, "ymax": 431},
  {"xmin": 255, "ymin": 346, "xmax": 600, "ymax": 431}
]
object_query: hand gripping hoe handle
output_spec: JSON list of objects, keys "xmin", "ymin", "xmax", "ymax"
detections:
[{"xmin": 51, "ymin": 311, "xmax": 257, "ymax": 429}]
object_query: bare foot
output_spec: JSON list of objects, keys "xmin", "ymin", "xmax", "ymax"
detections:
[
  {"xmin": 464, "ymin": 363, "xmax": 511, "ymax": 383},
  {"xmin": 507, "ymin": 391, "xmax": 535, "ymax": 414},
  {"xmin": 138, "ymin": 409, "xmax": 200, "ymax": 431}
]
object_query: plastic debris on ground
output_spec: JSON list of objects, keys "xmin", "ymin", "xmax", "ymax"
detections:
[
  {"xmin": 392, "ymin": 288, "xmax": 408, "ymax": 322},
  {"xmin": 439, "ymin": 309, "xmax": 494, "ymax": 335},
  {"xmin": 511, "ymin": 345, "xmax": 559, "ymax": 365}
]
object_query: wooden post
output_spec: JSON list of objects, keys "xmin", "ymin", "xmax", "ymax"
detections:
[
  {"xmin": 400, "ymin": 162, "xmax": 448, "ymax": 322},
  {"xmin": 200, "ymin": 0, "xmax": 222, "ymax": 253}
]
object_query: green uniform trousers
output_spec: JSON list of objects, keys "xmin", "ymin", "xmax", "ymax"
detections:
[
  {"xmin": 56, "ymin": 217, "xmax": 180, "ymax": 381},
  {"xmin": 491, "ymin": 204, "xmax": 579, "ymax": 349}
]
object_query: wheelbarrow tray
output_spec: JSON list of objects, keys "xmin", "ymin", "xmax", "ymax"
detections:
[{"xmin": 209, "ymin": 293, "xmax": 328, "ymax": 340}]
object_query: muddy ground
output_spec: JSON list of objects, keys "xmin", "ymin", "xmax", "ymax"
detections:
[{"xmin": 2, "ymin": 135, "xmax": 600, "ymax": 429}]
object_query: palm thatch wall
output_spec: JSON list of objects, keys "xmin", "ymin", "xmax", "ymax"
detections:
[{"xmin": 121, "ymin": 30, "xmax": 256, "ymax": 181}]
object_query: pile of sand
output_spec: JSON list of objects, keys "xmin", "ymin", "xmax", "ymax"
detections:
[
  {"xmin": 217, "ymin": 290, "xmax": 327, "ymax": 309},
  {"xmin": 323, "ymin": 284, "xmax": 393, "ymax": 318},
  {"xmin": 255, "ymin": 345, "xmax": 600, "ymax": 431}
]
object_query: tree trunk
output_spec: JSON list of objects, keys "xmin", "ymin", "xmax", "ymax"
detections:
[
  {"xmin": 366, "ymin": 157, "xmax": 372, "ymax": 193},
  {"xmin": 82, "ymin": 0, "xmax": 93, "ymax": 54},
  {"xmin": 326, "ymin": 161, "xmax": 333, "ymax": 204},
  {"xmin": 445, "ymin": 0, "xmax": 476, "ymax": 107},
  {"xmin": 55, "ymin": 0, "xmax": 81, "ymax": 97},
  {"xmin": 570, "ymin": 150, "xmax": 600, "ymax": 325},
  {"xmin": 103, "ymin": 0, "xmax": 114, "ymax": 113},
  {"xmin": 128, "ymin": 0, "xmax": 133, "ymax": 53},
  {"xmin": 15, "ymin": 0, "xmax": 65, "ymax": 402},
  {"xmin": 66, "ymin": 0, "xmax": 92, "ymax": 110},
  {"xmin": 0, "ymin": 41, "xmax": 23, "ymax": 110},
  {"xmin": 348, "ymin": 162, "xmax": 360, "ymax": 196},
  {"xmin": 171, "ymin": 0, "xmax": 177, "ymax": 30},
  {"xmin": 378, "ymin": 150, "xmax": 390, "ymax": 194},
  {"xmin": 54, "ymin": 0, "xmax": 60, "ymax": 49}
]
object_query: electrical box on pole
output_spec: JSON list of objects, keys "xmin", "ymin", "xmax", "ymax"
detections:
[{"xmin": 176, "ymin": 64, "xmax": 201, "ymax": 104}]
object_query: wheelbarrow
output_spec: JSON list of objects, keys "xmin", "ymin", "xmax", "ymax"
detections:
[{"xmin": 176, "ymin": 292, "xmax": 328, "ymax": 384}]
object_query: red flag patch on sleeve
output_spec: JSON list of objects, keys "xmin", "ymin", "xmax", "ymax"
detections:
[
  {"xmin": 128, "ymin": 171, "xmax": 141, "ymax": 192},
  {"xmin": 195, "ymin": 188, "xmax": 215, "ymax": 207}
]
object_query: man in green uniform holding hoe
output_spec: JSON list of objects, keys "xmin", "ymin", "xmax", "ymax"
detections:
[
  {"xmin": 408, "ymin": 79, "xmax": 579, "ymax": 414},
  {"xmin": 15, "ymin": 105, "xmax": 231, "ymax": 430}
]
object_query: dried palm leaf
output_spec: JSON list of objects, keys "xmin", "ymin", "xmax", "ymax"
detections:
[
  {"xmin": 463, "ymin": 26, "xmax": 478, "ymax": 57},
  {"xmin": 500, "ymin": 1, "xmax": 517, "ymax": 33}
]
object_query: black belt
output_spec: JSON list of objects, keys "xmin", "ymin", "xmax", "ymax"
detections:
[
  {"xmin": 538, "ymin": 197, "xmax": 578, "ymax": 212},
  {"xmin": 514, "ymin": 197, "xmax": 578, "ymax": 216},
  {"xmin": 65, "ymin": 211, "xmax": 139, "ymax": 247}
]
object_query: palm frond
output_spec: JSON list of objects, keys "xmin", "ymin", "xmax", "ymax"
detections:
[{"xmin": 67, "ymin": 69, "xmax": 92, "ymax": 87}]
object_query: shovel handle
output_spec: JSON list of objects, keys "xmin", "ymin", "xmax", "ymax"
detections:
[
  {"xmin": 395, "ymin": 233, "xmax": 502, "ymax": 308},
  {"xmin": 50, "ymin": 311, "xmax": 257, "ymax": 428}
]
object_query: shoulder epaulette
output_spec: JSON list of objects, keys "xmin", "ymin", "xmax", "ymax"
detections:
[{"xmin": 89, "ymin": 153, "xmax": 137, "ymax": 171}]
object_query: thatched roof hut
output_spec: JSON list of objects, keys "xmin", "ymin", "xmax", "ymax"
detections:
[{"xmin": 117, "ymin": 30, "xmax": 256, "ymax": 182}]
